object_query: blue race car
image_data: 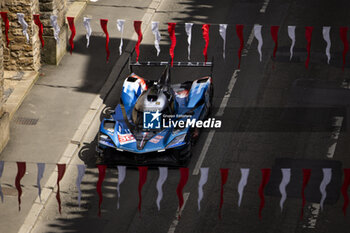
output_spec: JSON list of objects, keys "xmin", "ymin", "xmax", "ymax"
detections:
[{"xmin": 96, "ymin": 61, "xmax": 214, "ymax": 166}]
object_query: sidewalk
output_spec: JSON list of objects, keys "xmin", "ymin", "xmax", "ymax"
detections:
[{"xmin": 0, "ymin": 0, "xmax": 157, "ymax": 232}]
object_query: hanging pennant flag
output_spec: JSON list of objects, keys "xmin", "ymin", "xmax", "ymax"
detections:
[
  {"xmin": 279, "ymin": 168, "xmax": 291, "ymax": 212},
  {"xmin": 238, "ymin": 168, "xmax": 249, "ymax": 207},
  {"xmin": 67, "ymin": 17, "xmax": 76, "ymax": 54},
  {"xmin": 76, "ymin": 164, "xmax": 85, "ymax": 208},
  {"xmin": 83, "ymin": 17, "xmax": 92, "ymax": 48},
  {"xmin": 270, "ymin": 26, "xmax": 279, "ymax": 58},
  {"xmin": 258, "ymin": 168, "xmax": 271, "ymax": 219},
  {"xmin": 117, "ymin": 165, "xmax": 126, "ymax": 209},
  {"xmin": 168, "ymin": 23, "xmax": 177, "ymax": 67},
  {"xmin": 202, "ymin": 24, "xmax": 210, "ymax": 63},
  {"xmin": 134, "ymin": 21, "xmax": 143, "ymax": 62},
  {"xmin": 185, "ymin": 23, "xmax": 193, "ymax": 61},
  {"xmin": 320, "ymin": 168, "xmax": 332, "ymax": 211},
  {"xmin": 117, "ymin": 19, "xmax": 125, "ymax": 55},
  {"xmin": 288, "ymin": 26, "xmax": 296, "ymax": 60},
  {"xmin": 322, "ymin": 26, "xmax": 331, "ymax": 64},
  {"xmin": 305, "ymin": 26, "xmax": 313, "ymax": 69},
  {"xmin": 0, "ymin": 161, "xmax": 4, "ymax": 203},
  {"xmin": 33, "ymin": 14, "xmax": 44, "ymax": 48},
  {"xmin": 339, "ymin": 27, "xmax": 349, "ymax": 71},
  {"xmin": 198, "ymin": 167, "xmax": 209, "ymax": 211},
  {"xmin": 50, "ymin": 15, "xmax": 60, "ymax": 44},
  {"xmin": 341, "ymin": 168, "xmax": 350, "ymax": 216},
  {"xmin": 0, "ymin": 12, "xmax": 10, "ymax": 47},
  {"xmin": 56, "ymin": 164, "xmax": 66, "ymax": 214},
  {"xmin": 219, "ymin": 168, "xmax": 229, "ymax": 219},
  {"xmin": 151, "ymin": 21, "xmax": 161, "ymax": 56},
  {"xmin": 156, "ymin": 167, "xmax": 168, "ymax": 211},
  {"xmin": 253, "ymin": 25, "xmax": 263, "ymax": 61},
  {"xmin": 15, "ymin": 162, "xmax": 26, "ymax": 211},
  {"xmin": 219, "ymin": 24, "xmax": 227, "ymax": 60},
  {"xmin": 300, "ymin": 168, "xmax": 311, "ymax": 219},
  {"xmin": 100, "ymin": 19, "xmax": 110, "ymax": 62},
  {"xmin": 17, "ymin": 13, "xmax": 29, "ymax": 43},
  {"xmin": 236, "ymin": 24, "xmax": 244, "ymax": 69},
  {"xmin": 177, "ymin": 167, "xmax": 189, "ymax": 219},
  {"xmin": 96, "ymin": 165, "xmax": 106, "ymax": 217},
  {"xmin": 138, "ymin": 166, "xmax": 148, "ymax": 214},
  {"xmin": 36, "ymin": 163, "xmax": 45, "ymax": 202}
]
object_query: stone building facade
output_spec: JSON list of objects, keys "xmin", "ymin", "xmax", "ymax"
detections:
[
  {"xmin": 0, "ymin": 20, "xmax": 10, "ymax": 153},
  {"xmin": 1, "ymin": 0, "xmax": 68, "ymax": 71}
]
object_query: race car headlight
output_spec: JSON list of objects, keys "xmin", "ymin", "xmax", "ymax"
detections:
[
  {"xmin": 103, "ymin": 120, "xmax": 115, "ymax": 133},
  {"xmin": 167, "ymin": 133, "xmax": 186, "ymax": 148}
]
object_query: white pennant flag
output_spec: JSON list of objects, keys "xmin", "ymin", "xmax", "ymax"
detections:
[
  {"xmin": 17, "ymin": 13, "xmax": 29, "ymax": 43},
  {"xmin": 238, "ymin": 168, "xmax": 249, "ymax": 207},
  {"xmin": 83, "ymin": 17, "xmax": 92, "ymax": 48},
  {"xmin": 320, "ymin": 168, "xmax": 332, "ymax": 211},
  {"xmin": 0, "ymin": 161, "xmax": 4, "ymax": 203},
  {"xmin": 198, "ymin": 167, "xmax": 209, "ymax": 211},
  {"xmin": 151, "ymin": 21, "xmax": 161, "ymax": 56},
  {"xmin": 117, "ymin": 19, "xmax": 125, "ymax": 55},
  {"xmin": 253, "ymin": 25, "xmax": 263, "ymax": 62},
  {"xmin": 156, "ymin": 167, "xmax": 168, "ymax": 210},
  {"xmin": 288, "ymin": 26, "xmax": 296, "ymax": 60},
  {"xmin": 50, "ymin": 15, "xmax": 60, "ymax": 44},
  {"xmin": 322, "ymin": 26, "xmax": 331, "ymax": 64},
  {"xmin": 219, "ymin": 24, "xmax": 227, "ymax": 59},
  {"xmin": 279, "ymin": 168, "xmax": 291, "ymax": 212},
  {"xmin": 76, "ymin": 164, "xmax": 86, "ymax": 207},
  {"xmin": 117, "ymin": 165, "xmax": 126, "ymax": 209},
  {"xmin": 36, "ymin": 163, "xmax": 45, "ymax": 202},
  {"xmin": 185, "ymin": 23, "xmax": 193, "ymax": 61}
]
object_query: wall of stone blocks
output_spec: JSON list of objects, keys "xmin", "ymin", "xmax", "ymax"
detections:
[
  {"xmin": 1, "ymin": 0, "xmax": 68, "ymax": 70},
  {"xmin": 39, "ymin": 0, "xmax": 68, "ymax": 65},
  {"xmin": 1, "ymin": 0, "xmax": 41, "ymax": 71},
  {"xmin": 0, "ymin": 21, "xmax": 4, "ymax": 116}
]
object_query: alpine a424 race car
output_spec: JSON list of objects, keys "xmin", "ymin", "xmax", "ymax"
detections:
[{"xmin": 96, "ymin": 60, "xmax": 215, "ymax": 166}]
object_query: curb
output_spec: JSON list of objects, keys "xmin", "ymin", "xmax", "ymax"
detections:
[
  {"xmin": 18, "ymin": 0, "xmax": 163, "ymax": 232},
  {"xmin": 4, "ymin": 71, "xmax": 39, "ymax": 121}
]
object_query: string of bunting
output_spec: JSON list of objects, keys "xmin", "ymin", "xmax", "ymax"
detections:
[
  {"xmin": 1, "ymin": 161, "xmax": 350, "ymax": 219},
  {"xmin": 1, "ymin": 12, "xmax": 350, "ymax": 69}
]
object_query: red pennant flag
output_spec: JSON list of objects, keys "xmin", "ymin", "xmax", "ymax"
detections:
[
  {"xmin": 168, "ymin": 23, "xmax": 177, "ymax": 67},
  {"xmin": 67, "ymin": 17, "xmax": 76, "ymax": 54},
  {"xmin": 340, "ymin": 27, "xmax": 349, "ymax": 71},
  {"xmin": 56, "ymin": 164, "xmax": 66, "ymax": 214},
  {"xmin": 134, "ymin": 21, "xmax": 143, "ymax": 62},
  {"xmin": 33, "ymin": 14, "xmax": 44, "ymax": 48},
  {"xmin": 305, "ymin": 26, "xmax": 313, "ymax": 69},
  {"xmin": 300, "ymin": 168, "xmax": 311, "ymax": 219},
  {"xmin": 270, "ymin": 26, "xmax": 279, "ymax": 58},
  {"xmin": 0, "ymin": 12, "xmax": 10, "ymax": 47},
  {"xmin": 15, "ymin": 162, "xmax": 26, "ymax": 211},
  {"xmin": 236, "ymin": 25, "xmax": 244, "ymax": 69},
  {"xmin": 258, "ymin": 168, "xmax": 271, "ymax": 219},
  {"xmin": 177, "ymin": 167, "xmax": 189, "ymax": 219},
  {"xmin": 138, "ymin": 166, "xmax": 148, "ymax": 214},
  {"xmin": 202, "ymin": 24, "xmax": 210, "ymax": 63},
  {"xmin": 96, "ymin": 165, "xmax": 106, "ymax": 217},
  {"xmin": 100, "ymin": 19, "xmax": 110, "ymax": 62},
  {"xmin": 341, "ymin": 168, "xmax": 350, "ymax": 216},
  {"xmin": 219, "ymin": 168, "xmax": 229, "ymax": 219}
]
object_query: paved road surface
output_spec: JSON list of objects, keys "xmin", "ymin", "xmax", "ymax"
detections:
[{"xmin": 3, "ymin": 0, "xmax": 350, "ymax": 232}]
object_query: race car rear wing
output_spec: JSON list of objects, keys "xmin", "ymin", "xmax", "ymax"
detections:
[
  {"xmin": 128, "ymin": 57, "xmax": 214, "ymax": 86},
  {"xmin": 129, "ymin": 61, "xmax": 213, "ymax": 67}
]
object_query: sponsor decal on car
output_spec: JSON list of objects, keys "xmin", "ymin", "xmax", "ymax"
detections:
[
  {"xmin": 118, "ymin": 133, "xmax": 136, "ymax": 145},
  {"xmin": 150, "ymin": 135, "xmax": 164, "ymax": 144}
]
